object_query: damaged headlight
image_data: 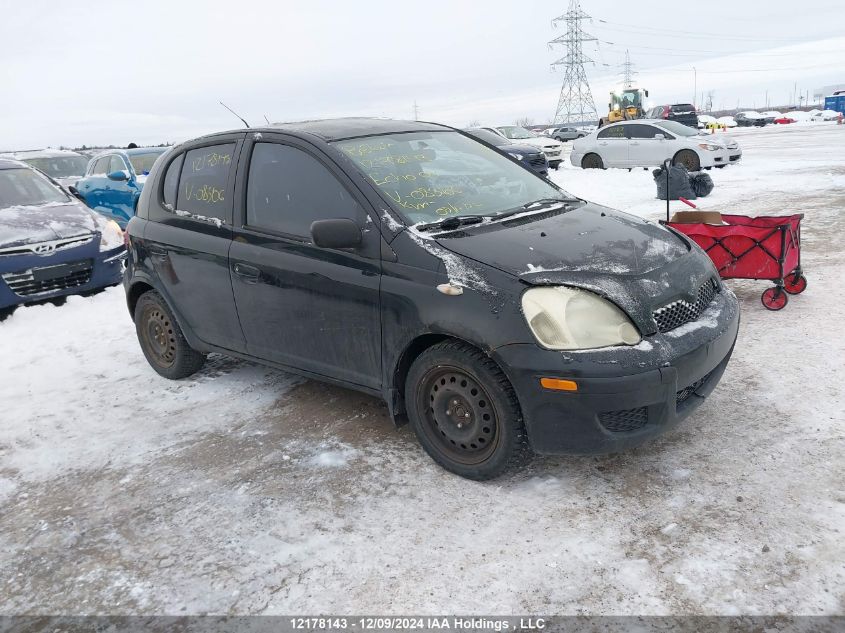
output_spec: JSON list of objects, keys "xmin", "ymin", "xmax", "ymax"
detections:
[
  {"xmin": 97, "ymin": 218, "xmax": 124, "ymax": 251},
  {"xmin": 521, "ymin": 286, "xmax": 641, "ymax": 350}
]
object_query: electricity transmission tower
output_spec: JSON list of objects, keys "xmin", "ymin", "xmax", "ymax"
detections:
[
  {"xmin": 549, "ymin": 0, "xmax": 598, "ymax": 124},
  {"xmin": 621, "ymin": 49, "xmax": 636, "ymax": 88}
]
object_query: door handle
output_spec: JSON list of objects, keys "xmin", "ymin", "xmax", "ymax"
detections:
[
  {"xmin": 630, "ymin": 141, "xmax": 640, "ymax": 145},
  {"xmin": 233, "ymin": 262, "xmax": 261, "ymax": 283}
]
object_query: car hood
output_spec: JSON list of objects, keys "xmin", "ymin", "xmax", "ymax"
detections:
[
  {"xmin": 508, "ymin": 137, "xmax": 563, "ymax": 150},
  {"xmin": 436, "ymin": 202, "xmax": 688, "ymax": 277},
  {"xmin": 501, "ymin": 143, "xmax": 544, "ymax": 155},
  {"xmin": 432, "ymin": 202, "xmax": 712, "ymax": 334},
  {"xmin": 0, "ymin": 201, "xmax": 98, "ymax": 248}
]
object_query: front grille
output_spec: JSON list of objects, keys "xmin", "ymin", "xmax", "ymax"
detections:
[
  {"xmin": 653, "ymin": 278, "xmax": 719, "ymax": 333},
  {"xmin": 729, "ymin": 154, "xmax": 741, "ymax": 161},
  {"xmin": 528, "ymin": 155, "xmax": 546, "ymax": 167},
  {"xmin": 599, "ymin": 407, "xmax": 648, "ymax": 433},
  {"xmin": 0, "ymin": 234, "xmax": 94, "ymax": 257},
  {"xmin": 2, "ymin": 259, "xmax": 93, "ymax": 297},
  {"xmin": 676, "ymin": 371, "xmax": 713, "ymax": 406}
]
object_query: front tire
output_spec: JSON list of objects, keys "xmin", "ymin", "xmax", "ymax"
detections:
[
  {"xmin": 405, "ymin": 341, "xmax": 530, "ymax": 480},
  {"xmin": 135, "ymin": 290, "xmax": 205, "ymax": 379},
  {"xmin": 673, "ymin": 149, "xmax": 701, "ymax": 171}
]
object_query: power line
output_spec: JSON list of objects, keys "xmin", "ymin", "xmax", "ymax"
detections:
[{"xmin": 593, "ymin": 19, "xmax": 823, "ymax": 43}]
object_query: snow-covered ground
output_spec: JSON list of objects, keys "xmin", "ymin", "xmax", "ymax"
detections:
[{"xmin": 1, "ymin": 123, "xmax": 843, "ymax": 615}]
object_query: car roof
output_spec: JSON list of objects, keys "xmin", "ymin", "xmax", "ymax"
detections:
[
  {"xmin": 3, "ymin": 149, "xmax": 85, "ymax": 159},
  {"xmin": 270, "ymin": 117, "xmax": 449, "ymax": 141},
  {"xmin": 181, "ymin": 118, "xmax": 452, "ymax": 146},
  {"xmin": 0, "ymin": 158, "xmax": 31, "ymax": 170}
]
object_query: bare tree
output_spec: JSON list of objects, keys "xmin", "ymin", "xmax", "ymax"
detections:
[
  {"xmin": 466, "ymin": 119, "xmax": 480, "ymax": 128},
  {"xmin": 514, "ymin": 116, "xmax": 534, "ymax": 128}
]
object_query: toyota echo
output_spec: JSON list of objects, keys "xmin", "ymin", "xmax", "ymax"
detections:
[{"xmin": 123, "ymin": 118, "xmax": 739, "ymax": 479}]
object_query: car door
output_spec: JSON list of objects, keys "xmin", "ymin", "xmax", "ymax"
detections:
[
  {"xmin": 626, "ymin": 124, "xmax": 671, "ymax": 167},
  {"xmin": 229, "ymin": 133, "xmax": 382, "ymax": 389},
  {"xmin": 103, "ymin": 154, "xmax": 137, "ymax": 226},
  {"xmin": 142, "ymin": 135, "xmax": 247, "ymax": 352},
  {"xmin": 77, "ymin": 156, "xmax": 111, "ymax": 211},
  {"xmin": 595, "ymin": 125, "xmax": 629, "ymax": 167}
]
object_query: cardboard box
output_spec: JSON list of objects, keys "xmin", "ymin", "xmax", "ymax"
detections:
[{"xmin": 669, "ymin": 210, "xmax": 723, "ymax": 225}]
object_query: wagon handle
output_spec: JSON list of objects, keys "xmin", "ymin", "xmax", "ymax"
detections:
[
  {"xmin": 679, "ymin": 197, "xmax": 697, "ymax": 209},
  {"xmin": 665, "ymin": 159, "xmax": 671, "ymax": 221}
]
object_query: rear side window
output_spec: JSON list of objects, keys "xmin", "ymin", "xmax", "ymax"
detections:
[
  {"xmin": 177, "ymin": 143, "xmax": 235, "ymax": 220},
  {"xmin": 246, "ymin": 142, "xmax": 364, "ymax": 239},
  {"xmin": 162, "ymin": 153, "xmax": 184, "ymax": 209},
  {"xmin": 597, "ymin": 126, "xmax": 625, "ymax": 139}
]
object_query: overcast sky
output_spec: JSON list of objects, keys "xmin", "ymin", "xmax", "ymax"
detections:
[{"xmin": 1, "ymin": 0, "xmax": 843, "ymax": 149}]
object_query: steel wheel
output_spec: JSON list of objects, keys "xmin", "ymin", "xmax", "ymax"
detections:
[
  {"xmin": 140, "ymin": 305, "xmax": 177, "ymax": 368},
  {"xmin": 417, "ymin": 366, "xmax": 499, "ymax": 466}
]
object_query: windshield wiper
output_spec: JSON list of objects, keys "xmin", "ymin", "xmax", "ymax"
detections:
[
  {"xmin": 488, "ymin": 198, "xmax": 576, "ymax": 222},
  {"xmin": 416, "ymin": 215, "xmax": 485, "ymax": 232}
]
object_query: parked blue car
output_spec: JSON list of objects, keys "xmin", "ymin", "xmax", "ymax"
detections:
[
  {"xmin": 0, "ymin": 158, "xmax": 126, "ymax": 311},
  {"xmin": 74, "ymin": 147, "xmax": 167, "ymax": 227}
]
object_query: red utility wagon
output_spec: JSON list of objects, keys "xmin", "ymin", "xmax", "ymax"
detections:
[{"xmin": 665, "ymin": 213, "xmax": 806, "ymax": 310}]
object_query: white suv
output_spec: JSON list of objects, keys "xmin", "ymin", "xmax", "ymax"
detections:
[{"xmin": 484, "ymin": 126, "xmax": 566, "ymax": 168}]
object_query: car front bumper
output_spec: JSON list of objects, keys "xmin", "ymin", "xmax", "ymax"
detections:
[
  {"xmin": 492, "ymin": 289, "xmax": 740, "ymax": 455},
  {"xmin": 0, "ymin": 242, "xmax": 126, "ymax": 310}
]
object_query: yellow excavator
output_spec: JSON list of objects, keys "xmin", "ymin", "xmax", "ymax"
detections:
[{"xmin": 598, "ymin": 88, "xmax": 649, "ymax": 127}]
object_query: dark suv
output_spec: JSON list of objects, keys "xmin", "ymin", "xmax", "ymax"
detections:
[
  {"xmin": 124, "ymin": 118, "xmax": 739, "ymax": 479},
  {"xmin": 646, "ymin": 104, "xmax": 699, "ymax": 129}
]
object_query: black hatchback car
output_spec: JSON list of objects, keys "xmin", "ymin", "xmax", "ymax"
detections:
[{"xmin": 124, "ymin": 118, "xmax": 739, "ymax": 479}]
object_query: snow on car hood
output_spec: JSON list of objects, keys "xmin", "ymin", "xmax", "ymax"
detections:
[
  {"xmin": 0, "ymin": 201, "xmax": 97, "ymax": 248},
  {"xmin": 434, "ymin": 201, "xmax": 688, "ymax": 278}
]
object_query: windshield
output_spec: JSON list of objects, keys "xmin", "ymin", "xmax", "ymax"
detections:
[
  {"xmin": 23, "ymin": 156, "xmax": 88, "ymax": 179},
  {"xmin": 497, "ymin": 126, "xmax": 536, "ymax": 140},
  {"xmin": 334, "ymin": 131, "xmax": 569, "ymax": 225},
  {"xmin": 0, "ymin": 168, "xmax": 70, "ymax": 210},
  {"xmin": 463, "ymin": 129, "xmax": 507, "ymax": 147},
  {"xmin": 658, "ymin": 121, "xmax": 699, "ymax": 137},
  {"xmin": 128, "ymin": 150, "xmax": 166, "ymax": 175}
]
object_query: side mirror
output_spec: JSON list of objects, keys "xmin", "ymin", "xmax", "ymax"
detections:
[
  {"xmin": 654, "ymin": 134, "xmax": 665, "ymax": 141},
  {"xmin": 107, "ymin": 170, "xmax": 129, "ymax": 181},
  {"xmin": 67, "ymin": 185, "xmax": 84, "ymax": 200},
  {"xmin": 644, "ymin": 90, "xmax": 649, "ymax": 98},
  {"xmin": 311, "ymin": 218, "xmax": 362, "ymax": 249}
]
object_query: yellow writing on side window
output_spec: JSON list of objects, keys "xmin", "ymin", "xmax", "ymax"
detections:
[
  {"xmin": 339, "ymin": 141, "xmax": 395, "ymax": 157},
  {"xmin": 191, "ymin": 152, "xmax": 232, "ymax": 173},
  {"xmin": 184, "ymin": 183, "xmax": 225, "ymax": 204}
]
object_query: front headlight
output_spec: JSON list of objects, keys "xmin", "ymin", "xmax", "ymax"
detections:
[
  {"xmin": 697, "ymin": 143, "xmax": 721, "ymax": 151},
  {"xmin": 98, "ymin": 218, "xmax": 124, "ymax": 251},
  {"xmin": 521, "ymin": 286, "xmax": 641, "ymax": 350},
  {"xmin": 510, "ymin": 153, "xmax": 524, "ymax": 161}
]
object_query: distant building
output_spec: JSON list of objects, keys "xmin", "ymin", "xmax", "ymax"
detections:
[{"xmin": 813, "ymin": 84, "xmax": 845, "ymax": 100}]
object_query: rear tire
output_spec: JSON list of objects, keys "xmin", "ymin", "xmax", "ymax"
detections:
[
  {"xmin": 135, "ymin": 290, "xmax": 205, "ymax": 379},
  {"xmin": 581, "ymin": 153, "xmax": 604, "ymax": 169},
  {"xmin": 405, "ymin": 340, "xmax": 531, "ymax": 480},
  {"xmin": 673, "ymin": 150, "xmax": 701, "ymax": 171}
]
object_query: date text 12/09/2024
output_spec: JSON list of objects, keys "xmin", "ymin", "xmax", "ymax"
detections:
[{"xmin": 289, "ymin": 617, "xmax": 547, "ymax": 631}]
